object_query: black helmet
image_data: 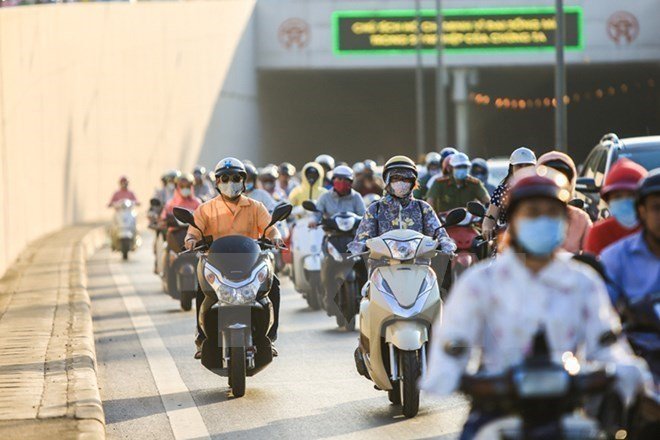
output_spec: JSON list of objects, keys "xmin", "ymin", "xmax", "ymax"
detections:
[
  {"xmin": 637, "ymin": 167, "xmax": 660, "ymax": 205},
  {"xmin": 214, "ymin": 157, "xmax": 247, "ymax": 180},
  {"xmin": 244, "ymin": 163, "xmax": 258, "ymax": 181},
  {"xmin": 193, "ymin": 165, "xmax": 206, "ymax": 176},
  {"xmin": 279, "ymin": 162, "xmax": 296, "ymax": 177}
]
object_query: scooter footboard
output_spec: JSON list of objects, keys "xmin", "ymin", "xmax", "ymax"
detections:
[{"xmin": 384, "ymin": 320, "xmax": 430, "ymax": 351}]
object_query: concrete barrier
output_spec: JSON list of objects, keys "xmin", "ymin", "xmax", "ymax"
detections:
[{"xmin": 0, "ymin": 1, "xmax": 259, "ymax": 277}]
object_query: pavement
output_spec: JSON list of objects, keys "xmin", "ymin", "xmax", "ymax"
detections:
[
  {"xmin": 90, "ymin": 233, "xmax": 469, "ymax": 440},
  {"xmin": 0, "ymin": 225, "xmax": 107, "ymax": 440}
]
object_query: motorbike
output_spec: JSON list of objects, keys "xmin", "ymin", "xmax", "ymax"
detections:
[
  {"xmin": 173, "ymin": 203, "xmax": 292, "ymax": 398},
  {"xmin": 110, "ymin": 199, "xmax": 139, "ymax": 260},
  {"xmin": 465, "ymin": 201, "xmax": 501, "ymax": 261},
  {"xmin": 302, "ymin": 200, "xmax": 365, "ymax": 330},
  {"xmin": 460, "ymin": 330, "xmax": 614, "ymax": 439},
  {"xmin": 354, "ymin": 208, "xmax": 466, "ymax": 418},
  {"xmin": 289, "ymin": 205, "xmax": 325, "ymax": 310},
  {"xmin": 160, "ymin": 214, "xmax": 199, "ymax": 311},
  {"xmin": 441, "ymin": 205, "xmax": 483, "ymax": 279}
]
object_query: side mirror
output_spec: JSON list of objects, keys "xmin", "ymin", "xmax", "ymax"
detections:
[
  {"xmin": 466, "ymin": 201, "xmax": 486, "ymax": 218},
  {"xmin": 302, "ymin": 200, "xmax": 319, "ymax": 212},
  {"xmin": 150, "ymin": 198, "xmax": 162, "ymax": 208},
  {"xmin": 173, "ymin": 207, "xmax": 196, "ymax": 227},
  {"xmin": 575, "ymin": 177, "xmax": 599, "ymax": 194},
  {"xmin": 442, "ymin": 208, "xmax": 467, "ymax": 228},
  {"xmin": 568, "ymin": 198, "xmax": 585, "ymax": 209},
  {"xmin": 261, "ymin": 203, "xmax": 293, "ymax": 241}
]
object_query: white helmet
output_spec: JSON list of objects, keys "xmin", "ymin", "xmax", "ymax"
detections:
[
  {"xmin": 352, "ymin": 161, "xmax": 366, "ymax": 174},
  {"xmin": 425, "ymin": 152, "xmax": 442, "ymax": 166},
  {"xmin": 315, "ymin": 154, "xmax": 335, "ymax": 171},
  {"xmin": 214, "ymin": 157, "xmax": 247, "ymax": 179},
  {"xmin": 509, "ymin": 147, "xmax": 537, "ymax": 166},
  {"xmin": 449, "ymin": 152, "xmax": 471, "ymax": 168},
  {"xmin": 332, "ymin": 165, "xmax": 354, "ymax": 181}
]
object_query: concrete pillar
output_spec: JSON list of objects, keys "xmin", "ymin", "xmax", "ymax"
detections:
[{"xmin": 452, "ymin": 69, "xmax": 478, "ymax": 155}]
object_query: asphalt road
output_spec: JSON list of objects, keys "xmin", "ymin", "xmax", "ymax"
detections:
[{"xmin": 88, "ymin": 234, "xmax": 468, "ymax": 440}]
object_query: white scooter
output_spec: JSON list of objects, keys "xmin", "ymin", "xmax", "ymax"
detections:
[
  {"xmin": 354, "ymin": 208, "xmax": 466, "ymax": 418},
  {"xmin": 289, "ymin": 205, "xmax": 325, "ymax": 310},
  {"xmin": 110, "ymin": 199, "xmax": 139, "ymax": 260}
]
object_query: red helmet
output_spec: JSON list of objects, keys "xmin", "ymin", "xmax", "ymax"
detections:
[
  {"xmin": 507, "ymin": 173, "xmax": 570, "ymax": 214},
  {"xmin": 600, "ymin": 158, "xmax": 647, "ymax": 200}
]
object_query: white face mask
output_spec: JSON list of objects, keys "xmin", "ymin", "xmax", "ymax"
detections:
[
  {"xmin": 180, "ymin": 188, "xmax": 192, "ymax": 198},
  {"xmin": 217, "ymin": 182, "xmax": 243, "ymax": 199},
  {"xmin": 390, "ymin": 181, "xmax": 412, "ymax": 198}
]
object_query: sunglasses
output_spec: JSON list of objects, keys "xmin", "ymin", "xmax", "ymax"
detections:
[{"xmin": 219, "ymin": 175, "xmax": 243, "ymax": 184}]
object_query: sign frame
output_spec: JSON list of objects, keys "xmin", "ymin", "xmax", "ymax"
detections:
[{"xmin": 332, "ymin": 6, "xmax": 584, "ymax": 56}]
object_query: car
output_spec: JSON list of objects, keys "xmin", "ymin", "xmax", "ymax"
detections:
[{"xmin": 576, "ymin": 133, "xmax": 660, "ymax": 220}]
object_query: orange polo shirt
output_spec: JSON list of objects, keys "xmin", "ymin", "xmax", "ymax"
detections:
[{"xmin": 185, "ymin": 194, "xmax": 279, "ymax": 243}]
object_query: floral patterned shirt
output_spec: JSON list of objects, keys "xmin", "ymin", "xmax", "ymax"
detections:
[{"xmin": 348, "ymin": 194, "xmax": 456, "ymax": 254}]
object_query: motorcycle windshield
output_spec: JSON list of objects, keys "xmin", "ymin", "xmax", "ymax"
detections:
[{"xmin": 207, "ymin": 236, "xmax": 261, "ymax": 282}]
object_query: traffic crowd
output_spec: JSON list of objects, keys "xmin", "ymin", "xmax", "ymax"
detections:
[{"xmin": 108, "ymin": 146, "xmax": 660, "ymax": 438}]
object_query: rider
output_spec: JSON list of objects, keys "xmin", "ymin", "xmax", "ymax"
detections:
[
  {"xmin": 426, "ymin": 152, "xmax": 490, "ymax": 214},
  {"xmin": 584, "ymin": 159, "xmax": 648, "ymax": 256},
  {"xmin": 470, "ymin": 158, "xmax": 496, "ymax": 196},
  {"xmin": 481, "ymin": 147, "xmax": 536, "ymax": 240},
  {"xmin": 108, "ymin": 176, "xmax": 139, "ymax": 207},
  {"xmin": 425, "ymin": 147, "xmax": 458, "ymax": 191},
  {"xmin": 160, "ymin": 173, "xmax": 201, "ymax": 252},
  {"xmin": 258, "ymin": 164, "xmax": 287, "ymax": 202},
  {"xmin": 315, "ymin": 154, "xmax": 336, "ymax": 189},
  {"xmin": 422, "ymin": 172, "xmax": 647, "ymax": 439},
  {"xmin": 353, "ymin": 159, "xmax": 384, "ymax": 197},
  {"xmin": 277, "ymin": 162, "xmax": 298, "ymax": 196},
  {"xmin": 600, "ymin": 167, "xmax": 660, "ymax": 305},
  {"xmin": 414, "ymin": 152, "xmax": 442, "ymax": 199},
  {"xmin": 184, "ymin": 158, "xmax": 284, "ymax": 358},
  {"xmin": 192, "ymin": 165, "xmax": 215, "ymax": 202},
  {"xmin": 349, "ymin": 155, "xmax": 456, "ymax": 255},
  {"xmin": 153, "ymin": 169, "xmax": 179, "ymax": 206},
  {"xmin": 244, "ymin": 163, "xmax": 276, "ymax": 211},
  {"xmin": 289, "ymin": 162, "xmax": 327, "ymax": 206},
  {"xmin": 537, "ymin": 151, "xmax": 592, "ymax": 253}
]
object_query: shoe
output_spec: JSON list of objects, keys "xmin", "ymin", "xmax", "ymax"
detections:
[
  {"xmin": 271, "ymin": 344, "xmax": 279, "ymax": 357},
  {"xmin": 194, "ymin": 349, "xmax": 202, "ymax": 359}
]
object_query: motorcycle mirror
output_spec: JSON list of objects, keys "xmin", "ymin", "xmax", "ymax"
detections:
[
  {"xmin": 150, "ymin": 198, "xmax": 162, "ymax": 208},
  {"xmin": 173, "ymin": 207, "xmax": 195, "ymax": 227},
  {"xmin": 466, "ymin": 201, "xmax": 486, "ymax": 218},
  {"xmin": 568, "ymin": 198, "xmax": 585, "ymax": 209},
  {"xmin": 302, "ymin": 200, "xmax": 319, "ymax": 212},
  {"xmin": 442, "ymin": 208, "xmax": 467, "ymax": 228},
  {"xmin": 261, "ymin": 203, "xmax": 293, "ymax": 241}
]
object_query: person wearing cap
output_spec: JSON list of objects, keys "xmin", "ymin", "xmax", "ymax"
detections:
[
  {"xmin": 349, "ymin": 155, "xmax": 456, "ymax": 255},
  {"xmin": 184, "ymin": 157, "xmax": 283, "ymax": 358},
  {"xmin": 159, "ymin": 173, "xmax": 201, "ymax": 253},
  {"xmin": 414, "ymin": 152, "xmax": 442, "ymax": 199},
  {"xmin": 426, "ymin": 152, "xmax": 490, "ymax": 214},
  {"xmin": 108, "ymin": 176, "xmax": 139, "ymax": 207},
  {"xmin": 277, "ymin": 162, "xmax": 298, "ymax": 196},
  {"xmin": 584, "ymin": 159, "xmax": 648, "ymax": 256},
  {"xmin": 470, "ymin": 158, "xmax": 496, "ymax": 196},
  {"xmin": 422, "ymin": 170, "xmax": 647, "ymax": 439},
  {"xmin": 192, "ymin": 165, "xmax": 215, "ymax": 202},
  {"xmin": 600, "ymin": 167, "xmax": 660, "ymax": 306},
  {"xmin": 537, "ymin": 151, "xmax": 593, "ymax": 254},
  {"xmin": 310, "ymin": 165, "xmax": 365, "ymax": 227},
  {"xmin": 425, "ymin": 147, "xmax": 458, "ymax": 190},
  {"xmin": 289, "ymin": 162, "xmax": 327, "ymax": 206},
  {"xmin": 482, "ymin": 147, "xmax": 537, "ymax": 240}
]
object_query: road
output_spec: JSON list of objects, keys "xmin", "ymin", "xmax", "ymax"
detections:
[{"xmin": 88, "ymin": 235, "xmax": 468, "ymax": 439}]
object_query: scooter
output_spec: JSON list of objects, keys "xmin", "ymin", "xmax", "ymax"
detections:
[
  {"xmin": 354, "ymin": 208, "xmax": 466, "ymax": 418},
  {"xmin": 289, "ymin": 205, "xmax": 325, "ymax": 310},
  {"xmin": 441, "ymin": 206, "xmax": 482, "ymax": 279},
  {"xmin": 302, "ymin": 201, "xmax": 364, "ymax": 330},
  {"xmin": 160, "ymin": 214, "xmax": 198, "ymax": 311},
  {"xmin": 460, "ymin": 330, "xmax": 613, "ymax": 439},
  {"xmin": 110, "ymin": 199, "xmax": 139, "ymax": 260},
  {"xmin": 173, "ymin": 203, "xmax": 292, "ymax": 398}
]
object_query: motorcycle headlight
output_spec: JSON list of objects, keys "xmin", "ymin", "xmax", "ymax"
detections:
[
  {"xmin": 327, "ymin": 242, "xmax": 343, "ymax": 262},
  {"xmin": 384, "ymin": 238, "xmax": 421, "ymax": 260},
  {"xmin": 372, "ymin": 271, "xmax": 394, "ymax": 297},
  {"xmin": 335, "ymin": 216, "xmax": 356, "ymax": 232},
  {"xmin": 513, "ymin": 368, "xmax": 570, "ymax": 398},
  {"xmin": 204, "ymin": 263, "xmax": 267, "ymax": 305}
]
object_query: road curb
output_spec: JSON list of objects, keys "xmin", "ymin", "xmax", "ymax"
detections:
[{"xmin": 0, "ymin": 225, "xmax": 107, "ymax": 439}]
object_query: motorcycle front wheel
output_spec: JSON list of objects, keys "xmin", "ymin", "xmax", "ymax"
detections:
[
  {"xmin": 400, "ymin": 350, "xmax": 421, "ymax": 418},
  {"xmin": 229, "ymin": 346, "xmax": 246, "ymax": 398},
  {"xmin": 120, "ymin": 238, "xmax": 132, "ymax": 260},
  {"xmin": 306, "ymin": 273, "xmax": 322, "ymax": 310}
]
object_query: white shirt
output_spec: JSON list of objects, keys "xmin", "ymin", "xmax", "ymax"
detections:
[{"xmin": 422, "ymin": 249, "xmax": 647, "ymax": 404}]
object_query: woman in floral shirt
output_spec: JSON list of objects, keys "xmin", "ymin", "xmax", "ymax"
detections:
[{"xmin": 349, "ymin": 156, "xmax": 456, "ymax": 254}]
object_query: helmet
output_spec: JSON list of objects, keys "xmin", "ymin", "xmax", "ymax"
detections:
[
  {"xmin": 353, "ymin": 162, "xmax": 365, "ymax": 174},
  {"xmin": 471, "ymin": 158, "xmax": 488, "ymax": 172},
  {"xmin": 637, "ymin": 167, "xmax": 660, "ymax": 204},
  {"xmin": 440, "ymin": 147, "xmax": 458, "ymax": 161},
  {"xmin": 214, "ymin": 157, "xmax": 247, "ymax": 179},
  {"xmin": 315, "ymin": 154, "xmax": 335, "ymax": 171},
  {"xmin": 383, "ymin": 155, "xmax": 418, "ymax": 183},
  {"xmin": 279, "ymin": 162, "xmax": 296, "ymax": 177},
  {"xmin": 193, "ymin": 165, "xmax": 206, "ymax": 176},
  {"xmin": 163, "ymin": 169, "xmax": 180, "ymax": 182},
  {"xmin": 332, "ymin": 165, "xmax": 354, "ymax": 181},
  {"xmin": 244, "ymin": 163, "xmax": 258, "ymax": 181},
  {"xmin": 176, "ymin": 173, "xmax": 194, "ymax": 185},
  {"xmin": 509, "ymin": 147, "xmax": 537, "ymax": 166},
  {"xmin": 425, "ymin": 152, "xmax": 442, "ymax": 166},
  {"xmin": 450, "ymin": 152, "xmax": 471, "ymax": 168},
  {"xmin": 601, "ymin": 159, "xmax": 647, "ymax": 200},
  {"xmin": 363, "ymin": 159, "xmax": 377, "ymax": 171},
  {"xmin": 119, "ymin": 175, "xmax": 129, "ymax": 184},
  {"xmin": 507, "ymin": 173, "xmax": 571, "ymax": 214},
  {"xmin": 259, "ymin": 164, "xmax": 279, "ymax": 180}
]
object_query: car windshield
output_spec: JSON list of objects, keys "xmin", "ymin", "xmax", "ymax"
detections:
[{"xmin": 617, "ymin": 148, "xmax": 660, "ymax": 171}]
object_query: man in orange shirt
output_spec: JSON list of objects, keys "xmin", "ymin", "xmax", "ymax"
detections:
[{"xmin": 185, "ymin": 158, "xmax": 283, "ymax": 358}]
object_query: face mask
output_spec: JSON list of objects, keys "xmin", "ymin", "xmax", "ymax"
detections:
[
  {"xmin": 167, "ymin": 182, "xmax": 175, "ymax": 190},
  {"xmin": 472, "ymin": 173, "xmax": 487, "ymax": 183},
  {"xmin": 180, "ymin": 188, "xmax": 192, "ymax": 198},
  {"xmin": 245, "ymin": 182, "xmax": 255, "ymax": 192},
  {"xmin": 453, "ymin": 168, "xmax": 468, "ymax": 180},
  {"xmin": 390, "ymin": 181, "xmax": 412, "ymax": 198},
  {"xmin": 306, "ymin": 174, "xmax": 319, "ymax": 185},
  {"xmin": 515, "ymin": 216, "xmax": 567, "ymax": 256},
  {"xmin": 217, "ymin": 181, "xmax": 243, "ymax": 199},
  {"xmin": 428, "ymin": 168, "xmax": 440, "ymax": 176},
  {"xmin": 333, "ymin": 180, "xmax": 352, "ymax": 195},
  {"xmin": 609, "ymin": 198, "xmax": 638, "ymax": 229}
]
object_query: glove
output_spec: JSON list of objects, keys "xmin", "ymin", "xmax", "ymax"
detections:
[
  {"xmin": 439, "ymin": 239, "xmax": 457, "ymax": 254},
  {"xmin": 184, "ymin": 239, "xmax": 197, "ymax": 251},
  {"xmin": 273, "ymin": 238, "xmax": 286, "ymax": 249}
]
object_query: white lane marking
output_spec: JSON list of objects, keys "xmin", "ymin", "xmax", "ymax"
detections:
[{"xmin": 109, "ymin": 262, "xmax": 210, "ymax": 440}]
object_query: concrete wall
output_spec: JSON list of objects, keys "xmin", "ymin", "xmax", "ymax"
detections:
[{"xmin": 0, "ymin": 2, "xmax": 259, "ymax": 276}]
